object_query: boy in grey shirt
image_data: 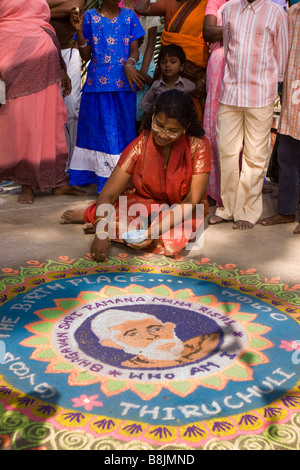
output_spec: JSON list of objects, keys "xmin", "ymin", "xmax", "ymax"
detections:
[{"xmin": 139, "ymin": 44, "xmax": 195, "ymax": 125}]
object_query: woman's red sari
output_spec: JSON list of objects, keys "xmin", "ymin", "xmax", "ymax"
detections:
[{"xmin": 84, "ymin": 130, "xmax": 211, "ymax": 255}]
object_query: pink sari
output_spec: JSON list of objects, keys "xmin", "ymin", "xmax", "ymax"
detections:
[
  {"xmin": 0, "ymin": 0, "xmax": 68, "ymax": 191},
  {"xmin": 203, "ymin": 0, "xmax": 227, "ymax": 207}
]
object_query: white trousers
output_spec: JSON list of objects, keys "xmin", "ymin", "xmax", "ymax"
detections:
[
  {"xmin": 62, "ymin": 48, "xmax": 82, "ymax": 169},
  {"xmin": 215, "ymin": 103, "xmax": 274, "ymax": 224}
]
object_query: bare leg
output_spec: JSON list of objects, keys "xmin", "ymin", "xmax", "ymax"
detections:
[
  {"xmin": 18, "ymin": 185, "xmax": 34, "ymax": 204},
  {"xmin": 232, "ymin": 220, "xmax": 254, "ymax": 230}
]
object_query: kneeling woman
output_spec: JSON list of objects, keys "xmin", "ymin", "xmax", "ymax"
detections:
[{"xmin": 61, "ymin": 90, "xmax": 211, "ymax": 262}]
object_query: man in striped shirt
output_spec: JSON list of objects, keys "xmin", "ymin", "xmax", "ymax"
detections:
[
  {"xmin": 209, "ymin": 0, "xmax": 288, "ymax": 229},
  {"xmin": 260, "ymin": 3, "xmax": 300, "ymax": 234}
]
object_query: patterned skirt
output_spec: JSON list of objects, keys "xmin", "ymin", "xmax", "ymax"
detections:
[{"xmin": 69, "ymin": 91, "xmax": 137, "ymax": 193}]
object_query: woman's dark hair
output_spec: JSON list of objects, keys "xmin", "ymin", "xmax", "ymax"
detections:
[
  {"xmin": 157, "ymin": 44, "xmax": 186, "ymax": 71},
  {"xmin": 144, "ymin": 89, "xmax": 205, "ymax": 138}
]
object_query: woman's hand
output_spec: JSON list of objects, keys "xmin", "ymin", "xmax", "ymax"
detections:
[
  {"xmin": 192, "ymin": 78, "xmax": 206, "ymax": 102},
  {"xmin": 126, "ymin": 226, "xmax": 157, "ymax": 250},
  {"xmin": 126, "ymin": 238, "xmax": 154, "ymax": 250},
  {"xmin": 137, "ymin": 70, "xmax": 153, "ymax": 87},
  {"xmin": 70, "ymin": 7, "xmax": 91, "ymax": 60},
  {"xmin": 124, "ymin": 65, "xmax": 145, "ymax": 92},
  {"xmin": 70, "ymin": 7, "xmax": 83, "ymax": 32},
  {"xmin": 61, "ymin": 69, "xmax": 72, "ymax": 97},
  {"xmin": 90, "ymin": 235, "xmax": 111, "ymax": 263},
  {"xmin": 190, "ymin": 67, "xmax": 207, "ymax": 102}
]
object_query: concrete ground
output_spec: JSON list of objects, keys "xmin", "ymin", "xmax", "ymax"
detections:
[{"xmin": 0, "ymin": 181, "xmax": 299, "ymax": 287}]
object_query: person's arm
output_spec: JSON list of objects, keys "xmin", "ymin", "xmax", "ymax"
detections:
[
  {"xmin": 47, "ymin": 0, "xmax": 65, "ymax": 8},
  {"xmin": 139, "ymin": 26, "xmax": 158, "ymax": 86},
  {"xmin": 274, "ymin": 10, "xmax": 289, "ymax": 84},
  {"xmin": 222, "ymin": 7, "xmax": 229, "ymax": 57},
  {"xmin": 70, "ymin": 8, "xmax": 91, "ymax": 61},
  {"xmin": 124, "ymin": 40, "xmax": 145, "ymax": 92},
  {"xmin": 135, "ymin": 0, "xmax": 152, "ymax": 16},
  {"xmin": 203, "ymin": 14, "xmax": 223, "ymax": 43},
  {"xmin": 153, "ymin": 173, "xmax": 209, "ymax": 238},
  {"xmin": 61, "ymin": 69, "xmax": 72, "ymax": 96},
  {"xmin": 47, "ymin": 0, "xmax": 84, "ymax": 19},
  {"xmin": 135, "ymin": 0, "xmax": 166, "ymax": 17},
  {"xmin": 129, "ymin": 135, "xmax": 211, "ymax": 250},
  {"xmin": 151, "ymin": 137, "xmax": 211, "ymax": 243},
  {"xmin": 91, "ymin": 167, "xmax": 132, "ymax": 262},
  {"xmin": 128, "ymin": 170, "xmax": 209, "ymax": 250},
  {"xmin": 139, "ymin": 79, "xmax": 158, "ymax": 114}
]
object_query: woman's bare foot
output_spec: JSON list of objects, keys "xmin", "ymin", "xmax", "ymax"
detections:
[
  {"xmin": 208, "ymin": 215, "xmax": 228, "ymax": 225},
  {"xmin": 259, "ymin": 213, "xmax": 296, "ymax": 226},
  {"xmin": 60, "ymin": 208, "xmax": 86, "ymax": 224},
  {"xmin": 83, "ymin": 223, "xmax": 95, "ymax": 234},
  {"xmin": 232, "ymin": 220, "xmax": 254, "ymax": 230},
  {"xmin": 52, "ymin": 184, "xmax": 87, "ymax": 197},
  {"xmin": 18, "ymin": 185, "xmax": 34, "ymax": 204},
  {"xmin": 293, "ymin": 223, "xmax": 300, "ymax": 234}
]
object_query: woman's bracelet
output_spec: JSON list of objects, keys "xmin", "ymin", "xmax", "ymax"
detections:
[
  {"xmin": 94, "ymin": 217, "xmax": 108, "ymax": 226},
  {"xmin": 78, "ymin": 42, "xmax": 88, "ymax": 48},
  {"xmin": 125, "ymin": 57, "xmax": 136, "ymax": 68},
  {"xmin": 95, "ymin": 230, "xmax": 110, "ymax": 241}
]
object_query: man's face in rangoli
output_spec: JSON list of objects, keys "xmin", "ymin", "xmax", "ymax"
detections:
[{"xmin": 100, "ymin": 317, "xmax": 185, "ymax": 361}]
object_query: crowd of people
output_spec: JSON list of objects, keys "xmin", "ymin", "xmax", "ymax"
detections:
[{"xmin": 0, "ymin": 0, "xmax": 299, "ymax": 262}]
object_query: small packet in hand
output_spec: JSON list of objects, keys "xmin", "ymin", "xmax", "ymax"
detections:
[{"xmin": 0, "ymin": 80, "xmax": 6, "ymax": 105}]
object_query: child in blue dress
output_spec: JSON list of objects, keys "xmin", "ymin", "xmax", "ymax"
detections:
[{"xmin": 69, "ymin": 0, "xmax": 145, "ymax": 193}]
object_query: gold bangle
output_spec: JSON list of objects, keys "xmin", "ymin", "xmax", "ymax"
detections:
[
  {"xmin": 94, "ymin": 217, "xmax": 108, "ymax": 225},
  {"xmin": 95, "ymin": 231, "xmax": 110, "ymax": 241}
]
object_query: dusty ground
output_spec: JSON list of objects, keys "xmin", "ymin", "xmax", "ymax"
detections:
[{"xmin": 0, "ymin": 181, "xmax": 299, "ymax": 286}]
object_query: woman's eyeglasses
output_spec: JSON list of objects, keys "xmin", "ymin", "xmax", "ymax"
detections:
[{"xmin": 151, "ymin": 117, "xmax": 184, "ymax": 139}]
